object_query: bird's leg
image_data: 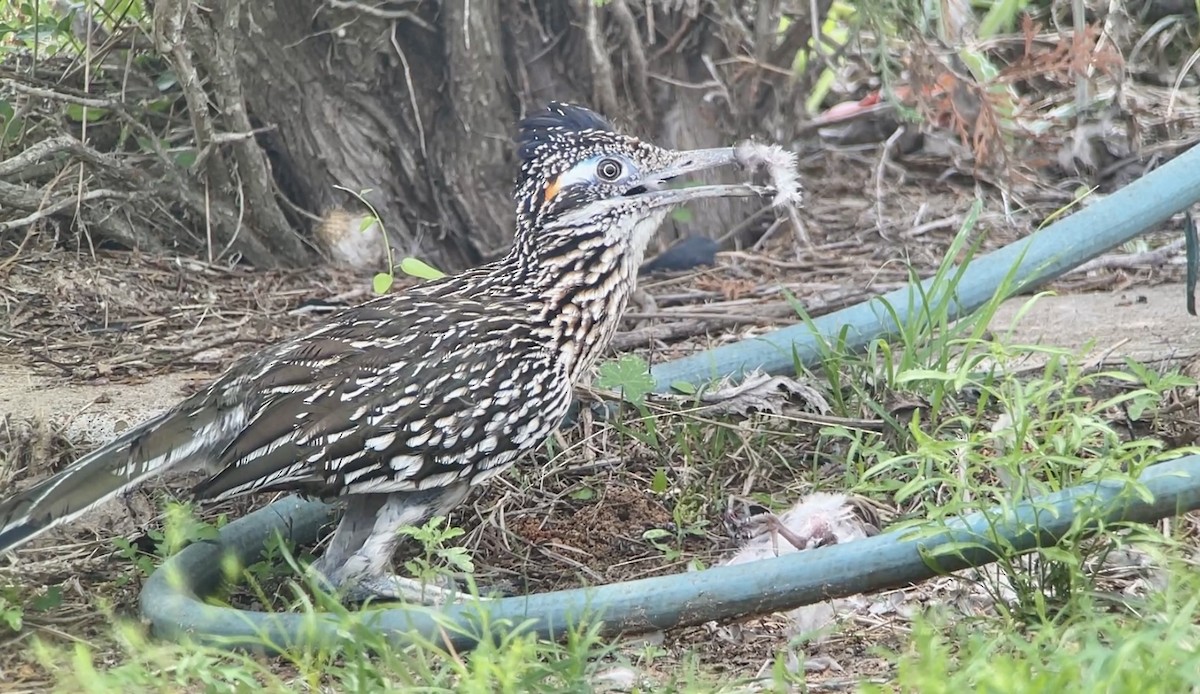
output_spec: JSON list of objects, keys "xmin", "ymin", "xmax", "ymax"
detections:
[
  {"xmin": 307, "ymin": 494, "xmax": 385, "ymax": 593},
  {"xmin": 762, "ymin": 512, "xmax": 837, "ymax": 553},
  {"xmin": 723, "ymin": 496, "xmax": 838, "ymax": 555},
  {"xmin": 309, "ymin": 487, "xmax": 476, "ymax": 605},
  {"xmin": 341, "ymin": 492, "xmax": 463, "ymax": 606}
]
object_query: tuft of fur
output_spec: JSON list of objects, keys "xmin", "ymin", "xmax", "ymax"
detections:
[
  {"xmin": 733, "ymin": 141, "xmax": 803, "ymax": 208},
  {"xmin": 316, "ymin": 207, "xmax": 387, "ymax": 271}
]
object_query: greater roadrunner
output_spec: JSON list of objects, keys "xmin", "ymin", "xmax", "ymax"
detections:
[{"xmin": 0, "ymin": 102, "xmax": 799, "ymax": 602}]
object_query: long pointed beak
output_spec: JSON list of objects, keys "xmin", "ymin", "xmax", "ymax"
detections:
[
  {"xmin": 549, "ymin": 144, "xmax": 793, "ymax": 229},
  {"xmin": 610, "ymin": 146, "xmax": 769, "ymax": 209},
  {"xmin": 641, "ymin": 147, "xmax": 740, "ymax": 190}
]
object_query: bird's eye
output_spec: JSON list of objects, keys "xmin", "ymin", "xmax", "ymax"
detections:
[{"xmin": 596, "ymin": 157, "xmax": 624, "ymax": 182}]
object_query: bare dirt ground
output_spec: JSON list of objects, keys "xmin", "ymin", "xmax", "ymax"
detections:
[
  {"xmin": 0, "ymin": 150, "xmax": 1196, "ymax": 690},
  {"xmin": 991, "ymin": 282, "xmax": 1200, "ymax": 362}
]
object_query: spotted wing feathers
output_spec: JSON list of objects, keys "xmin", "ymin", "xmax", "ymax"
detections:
[{"xmin": 193, "ymin": 298, "xmax": 570, "ymax": 500}]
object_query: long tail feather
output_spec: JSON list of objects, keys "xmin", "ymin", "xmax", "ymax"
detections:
[{"xmin": 0, "ymin": 405, "xmax": 229, "ymax": 555}]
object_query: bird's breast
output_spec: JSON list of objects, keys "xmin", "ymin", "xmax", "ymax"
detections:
[{"xmin": 543, "ymin": 262, "xmax": 635, "ymax": 382}]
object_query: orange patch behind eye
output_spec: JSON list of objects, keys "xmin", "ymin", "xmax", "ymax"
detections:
[{"xmin": 544, "ymin": 176, "xmax": 562, "ymax": 203}]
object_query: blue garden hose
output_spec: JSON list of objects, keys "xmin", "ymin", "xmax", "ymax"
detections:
[
  {"xmin": 140, "ymin": 142, "xmax": 1200, "ymax": 652},
  {"xmin": 142, "ymin": 453, "xmax": 1200, "ymax": 653}
]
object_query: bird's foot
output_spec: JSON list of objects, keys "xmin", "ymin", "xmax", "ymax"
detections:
[
  {"xmin": 307, "ymin": 561, "xmax": 488, "ymax": 606},
  {"xmin": 341, "ymin": 573, "xmax": 477, "ymax": 606}
]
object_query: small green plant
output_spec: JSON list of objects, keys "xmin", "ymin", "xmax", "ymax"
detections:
[
  {"xmin": 112, "ymin": 501, "xmax": 223, "ymax": 580},
  {"xmin": 0, "ymin": 592, "xmax": 24, "ymax": 631},
  {"xmin": 332, "ymin": 185, "xmax": 447, "ymax": 294},
  {"xmin": 1112, "ymin": 357, "xmax": 1195, "ymax": 421},
  {"xmin": 396, "ymin": 515, "xmax": 475, "ymax": 588},
  {"xmin": 0, "ymin": 2, "xmax": 74, "ymax": 57},
  {"xmin": 238, "ymin": 531, "xmax": 307, "ymax": 591},
  {"xmin": 568, "ymin": 485, "xmax": 596, "ymax": 501},
  {"xmin": 641, "ymin": 518, "xmax": 706, "ymax": 565},
  {"xmin": 785, "ymin": 201, "xmax": 991, "ymax": 421},
  {"xmin": 111, "ymin": 534, "xmax": 158, "ymax": 580},
  {"xmin": 398, "ymin": 255, "xmax": 446, "ymax": 281},
  {"xmin": 596, "ymin": 353, "xmax": 664, "ymax": 455},
  {"xmin": 640, "ymin": 528, "xmax": 685, "ymax": 562},
  {"xmin": 0, "ymin": 584, "xmax": 63, "ymax": 633},
  {"xmin": 596, "ymin": 354, "xmax": 656, "ymax": 407}
]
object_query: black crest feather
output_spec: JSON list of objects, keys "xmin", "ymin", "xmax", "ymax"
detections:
[{"xmin": 516, "ymin": 102, "xmax": 615, "ymax": 162}]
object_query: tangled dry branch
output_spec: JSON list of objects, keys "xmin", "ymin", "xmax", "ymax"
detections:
[{"xmin": 0, "ymin": 59, "xmax": 310, "ymax": 267}]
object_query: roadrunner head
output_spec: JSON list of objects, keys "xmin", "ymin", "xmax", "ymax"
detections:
[{"xmin": 513, "ymin": 102, "xmax": 756, "ymax": 255}]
